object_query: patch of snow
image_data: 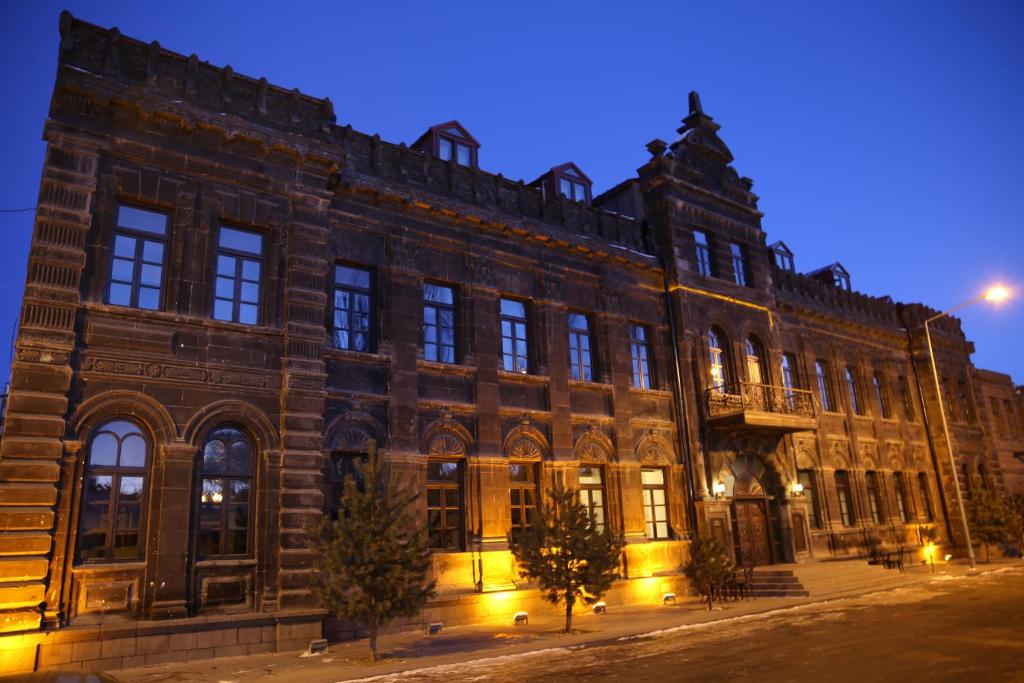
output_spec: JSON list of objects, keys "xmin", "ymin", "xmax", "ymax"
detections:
[{"xmin": 339, "ymin": 647, "xmax": 574, "ymax": 683}]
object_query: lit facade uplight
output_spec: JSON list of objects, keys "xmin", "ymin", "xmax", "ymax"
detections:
[
  {"xmin": 712, "ymin": 482, "xmax": 726, "ymax": 498},
  {"xmin": 983, "ymin": 285, "xmax": 1010, "ymax": 302},
  {"xmin": 792, "ymin": 482, "xmax": 805, "ymax": 496}
]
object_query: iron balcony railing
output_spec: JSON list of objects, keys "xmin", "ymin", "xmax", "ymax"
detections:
[{"xmin": 705, "ymin": 381, "xmax": 816, "ymax": 420}]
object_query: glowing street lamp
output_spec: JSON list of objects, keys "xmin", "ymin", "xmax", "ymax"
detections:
[{"xmin": 923, "ymin": 284, "xmax": 1011, "ymax": 571}]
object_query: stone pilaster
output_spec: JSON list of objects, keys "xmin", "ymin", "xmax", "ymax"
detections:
[
  {"xmin": 146, "ymin": 442, "xmax": 197, "ymax": 619},
  {"xmin": 0, "ymin": 134, "xmax": 101, "ymax": 634}
]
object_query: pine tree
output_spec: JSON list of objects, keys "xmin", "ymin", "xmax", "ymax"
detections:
[
  {"xmin": 683, "ymin": 536, "xmax": 735, "ymax": 610},
  {"xmin": 965, "ymin": 488, "xmax": 1014, "ymax": 562},
  {"xmin": 510, "ymin": 482, "xmax": 624, "ymax": 633},
  {"xmin": 309, "ymin": 445, "xmax": 435, "ymax": 661}
]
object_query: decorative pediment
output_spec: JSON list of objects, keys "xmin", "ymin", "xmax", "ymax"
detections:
[
  {"xmin": 574, "ymin": 425, "xmax": 614, "ymax": 464},
  {"xmin": 421, "ymin": 413, "xmax": 473, "ymax": 457},
  {"xmin": 325, "ymin": 409, "xmax": 386, "ymax": 454},
  {"xmin": 503, "ymin": 416, "xmax": 549, "ymax": 461},
  {"xmin": 636, "ymin": 430, "xmax": 674, "ymax": 466}
]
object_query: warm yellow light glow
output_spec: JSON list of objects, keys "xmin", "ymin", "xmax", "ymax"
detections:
[
  {"xmin": 792, "ymin": 482, "xmax": 804, "ymax": 496},
  {"xmin": 983, "ymin": 285, "xmax": 1010, "ymax": 302},
  {"xmin": 712, "ymin": 482, "xmax": 726, "ymax": 496},
  {"xmin": 922, "ymin": 541, "xmax": 936, "ymax": 561}
]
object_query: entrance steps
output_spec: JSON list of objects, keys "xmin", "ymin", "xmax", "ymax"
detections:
[
  {"xmin": 748, "ymin": 568, "xmax": 809, "ymax": 598},
  {"xmin": 789, "ymin": 558, "xmax": 920, "ymax": 599}
]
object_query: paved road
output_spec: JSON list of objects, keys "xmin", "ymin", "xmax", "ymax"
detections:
[{"xmin": 353, "ymin": 569, "xmax": 1024, "ymax": 683}]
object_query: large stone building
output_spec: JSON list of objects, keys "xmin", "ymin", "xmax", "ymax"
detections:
[{"xmin": 0, "ymin": 12, "xmax": 1021, "ymax": 674}]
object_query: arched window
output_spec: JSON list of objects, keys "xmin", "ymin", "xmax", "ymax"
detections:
[
  {"xmin": 77, "ymin": 420, "xmax": 148, "ymax": 561},
  {"xmin": 745, "ymin": 336, "xmax": 766, "ymax": 385},
  {"xmin": 197, "ymin": 426, "xmax": 254, "ymax": 558},
  {"xmin": 708, "ymin": 328, "xmax": 732, "ymax": 393}
]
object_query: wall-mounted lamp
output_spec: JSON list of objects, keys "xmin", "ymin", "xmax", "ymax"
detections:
[
  {"xmin": 712, "ymin": 482, "xmax": 726, "ymax": 499},
  {"xmin": 791, "ymin": 482, "xmax": 805, "ymax": 497}
]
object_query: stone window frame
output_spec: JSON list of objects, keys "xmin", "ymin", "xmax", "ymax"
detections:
[
  {"xmin": 640, "ymin": 467, "xmax": 670, "ymax": 540},
  {"xmin": 864, "ymin": 470, "xmax": 883, "ymax": 525},
  {"xmin": 426, "ymin": 459, "xmax": 464, "ymax": 551},
  {"xmin": 707, "ymin": 327, "xmax": 734, "ymax": 393},
  {"xmin": 212, "ymin": 224, "xmax": 265, "ymax": 325},
  {"xmin": 629, "ymin": 323, "xmax": 654, "ymax": 390},
  {"xmin": 872, "ymin": 371, "xmax": 893, "ymax": 419},
  {"xmin": 556, "ymin": 166, "xmax": 590, "ymax": 204},
  {"xmin": 107, "ymin": 203, "xmax": 170, "ymax": 311},
  {"xmin": 834, "ymin": 470, "xmax": 855, "ymax": 527},
  {"xmin": 567, "ymin": 311, "xmax": 594, "ymax": 382},
  {"xmin": 578, "ymin": 464, "xmax": 607, "ymax": 532},
  {"xmin": 797, "ymin": 469, "xmax": 822, "ymax": 529},
  {"xmin": 815, "ymin": 360, "xmax": 838, "ymax": 413},
  {"xmin": 332, "ymin": 262, "xmax": 374, "ymax": 353},
  {"xmin": 195, "ymin": 425, "xmax": 257, "ymax": 559},
  {"xmin": 693, "ymin": 230, "xmax": 713, "ymax": 277},
  {"xmin": 845, "ymin": 365, "xmax": 865, "ymax": 416},
  {"xmin": 422, "ymin": 281, "xmax": 457, "ymax": 364},
  {"xmin": 508, "ymin": 461, "xmax": 539, "ymax": 544},
  {"xmin": 729, "ymin": 242, "xmax": 748, "ymax": 286},
  {"xmin": 499, "ymin": 297, "xmax": 531, "ymax": 374},
  {"xmin": 76, "ymin": 418, "xmax": 151, "ymax": 564},
  {"xmin": 897, "ymin": 375, "xmax": 917, "ymax": 422},
  {"xmin": 892, "ymin": 471, "xmax": 910, "ymax": 523}
]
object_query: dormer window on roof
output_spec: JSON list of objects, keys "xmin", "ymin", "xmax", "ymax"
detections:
[
  {"xmin": 532, "ymin": 163, "xmax": 592, "ymax": 206},
  {"xmin": 769, "ymin": 241, "xmax": 795, "ymax": 272},
  {"xmin": 411, "ymin": 120, "xmax": 480, "ymax": 169},
  {"xmin": 808, "ymin": 262, "xmax": 851, "ymax": 291}
]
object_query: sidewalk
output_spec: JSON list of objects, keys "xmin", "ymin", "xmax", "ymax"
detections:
[{"xmin": 113, "ymin": 559, "xmax": 1023, "ymax": 683}]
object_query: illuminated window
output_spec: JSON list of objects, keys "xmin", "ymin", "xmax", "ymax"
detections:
[
  {"xmin": 108, "ymin": 205, "xmax": 168, "ymax": 311},
  {"xmin": 641, "ymin": 468, "xmax": 669, "ymax": 539},
  {"xmin": 630, "ymin": 324, "xmax": 653, "ymax": 390},
  {"xmin": 567, "ymin": 313, "xmax": 593, "ymax": 381},
  {"xmin": 865, "ymin": 471, "xmax": 883, "ymax": 524},
  {"xmin": 509, "ymin": 462, "xmax": 539, "ymax": 543},
  {"xmin": 423, "ymin": 283, "xmax": 456, "ymax": 363},
  {"xmin": 781, "ymin": 352, "xmax": 799, "ymax": 409},
  {"xmin": 77, "ymin": 420, "xmax": 148, "ymax": 562},
  {"xmin": 693, "ymin": 231, "xmax": 713, "ymax": 276},
  {"xmin": 500, "ymin": 298, "xmax": 529, "ymax": 373},
  {"xmin": 214, "ymin": 226, "xmax": 263, "ymax": 325},
  {"xmin": 816, "ymin": 360, "xmax": 836, "ymax": 412},
  {"xmin": 197, "ymin": 426, "xmax": 253, "ymax": 557},
  {"xmin": 427, "ymin": 461, "xmax": 463, "ymax": 550},
  {"xmin": 579, "ymin": 466, "xmax": 606, "ymax": 532},
  {"xmin": 834, "ymin": 471, "xmax": 854, "ymax": 527},
  {"xmin": 873, "ymin": 373, "xmax": 892, "ymax": 419},
  {"xmin": 334, "ymin": 265, "xmax": 372, "ymax": 351},
  {"xmin": 708, "ymin": 328, "xmax": 731, "ymax": 392},
  {"xmin": 730, "ymin": 242, "xmax": 747, "ymax": 286},
  {"xmin": 745, "ymin": 337, "xmax": 766, "ymax": 385}
]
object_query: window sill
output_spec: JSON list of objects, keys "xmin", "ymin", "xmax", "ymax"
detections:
[
  {"xmin": 83, "ymin": 303, "xmax": 283, "ymax": 335},
  {"xmin": 497, "ymin": 370, "xmax": 549, "ymax": 384},
  {"xmin": 568, "ymin": 379, "xmax": 613, "ymax": 391},
  {"xmin": 418, "ymin": 359, "xmax": 476, "ymax": 375},
  {"xmin": 629, "ymin": 386, "xmax": 672, "ymax": 398},
  {"xmin": 194, "ymin": 558, "xmax": 258, "ymax": 568},
  {"xmin": 324, "ymin": 347, "xmax": 391, "ymax": 364},
  {"xmin": 73, "ymin": 560, "xmax": 147, "ymax": 573}
]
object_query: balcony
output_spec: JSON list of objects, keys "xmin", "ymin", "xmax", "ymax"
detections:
[{"xmin": 705, "ymin": 382, "xmax": 816, "ymax": 433}]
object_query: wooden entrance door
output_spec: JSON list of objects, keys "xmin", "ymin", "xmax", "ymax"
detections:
[{"xmin": 733, "ymin": 500, "xmax": 773, "ymax": 566}]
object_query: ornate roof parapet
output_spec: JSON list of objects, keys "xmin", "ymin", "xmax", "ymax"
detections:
[
  {"xmin": 52, "ymin": 12, "xmax": 657, "ymax": 261},
  {"xmin": 771, "ymin": 266, "xmax": 904, "ymax": 329}
]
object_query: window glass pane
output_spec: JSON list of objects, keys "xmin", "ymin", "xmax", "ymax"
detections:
[
  {"xmin": 229, "ymin": 439, "xmax": 252, "ymax": 474},
  {"xmin": 119, "ymin": 434, "xmax": 147, "ymax": 467},
  {"xmin": 240, "ymin": 282, "xmax": 260, "ymax": 304},
  {"xmin": 641, "ymin": 469, "xmax": 664, "ymax": 486},
  {"xmin": 140, "ymin": 264, "xmax": 162, "ymax": 287},
  {"xmin": 204, "ymin": 439, "xmax": 227, "ymax": 473},
  {"xmin": 336, "ymin": 265, "xmax": 371, "ymax": 289},
  {"xmin": 694, "ymin": 230, "xmax": 708, "ymax": 246},
  {"xmin": 456, "ymin": 144, "xmax": 471, "ymax": 166},
  {"xmin": 213, "ymin": 299, "xmax": 233, "ymax": 321},
  {"xmin": 87, "ymin": 432, "xmax": 117, "ymax": 466},
  {"xmin": 428, "ymin": 461, "xmax": 460, "ymax": 482},
  {"xmin": 113, "ymin": 234, "xmax": 136, "ymax": 258},
  {"xmin": 111, "ymin": 258, "xmax": 134, "ymax": 283},
  {"xmin": 142, "ymin": 240, "xmax": 164, "ymax": 263},
  {"xmin": 217, "ymin": 254, "xmax": 236, "ymax": 276},
  {"xmin": 579, "ymin": 467, "xmax": 602, "ymax": 484},
  {"xmin": 219, "ymin": 227, "xmax": 263, "ymax": 255},
  {"xmin": 241, "ymin": 259, "xmax": 261, "ymax": 281},
  {"xmin": 215, "ymin": 277, "xmax": 235, "ymax": 299},
  {"xmin": 238, "ymin": 304, "xmax": 258, "ymax": 325},
  {"xmin": 119, "ymin": 476, "xmax": 144, "ymax": 500},
  {"xmin": 424, "ymin": 283, "xmax": 454, "ymax": 304},
  {"xmin": 559, "ymin": 178, "xmax": 572, "ymax": 198},
  {"xmin": 500, "ymin": 298, "xmax": 525, "ymax": 318},
  {"xmin": 438, "ymin": 137, "xmax": 453, "ymax": 161},
  {"xmin": 117, "ymin": 205, "xmax": 167, "ymax": 235},
  {"xmin": 230, "ymin": 479, "xmax": 251, "ymax": 503},
  {"xmin": 567, "ymin": 313, "xmax": 588, "ymax": 330},
  {"xmin": 108, "ymin": 282, "xmax": 132, "ymax": 306},
  {"xmin": 137, "ymin": 287, "xmax": 160, "ymax": 310},
  {"xmin": 574, "ymin": 181, "xmax": 587, "ymax": 202}
]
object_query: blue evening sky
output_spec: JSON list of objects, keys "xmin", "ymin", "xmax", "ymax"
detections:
[{"xmin": 0, "ymin": 1, "xmax": 1021, "ymax": 387}]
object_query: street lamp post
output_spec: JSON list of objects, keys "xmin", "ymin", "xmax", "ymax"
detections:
[{"xmin": 921, "ymin": 285, "xmax": 1009, "ymax": 571}]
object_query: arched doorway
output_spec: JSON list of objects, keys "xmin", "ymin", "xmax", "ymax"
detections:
[{"xmin": 728, "ymin": 454, "xmax": 784, "ymax": 567}]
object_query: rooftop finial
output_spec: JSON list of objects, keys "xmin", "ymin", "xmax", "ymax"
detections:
[{"xmin": 688, "ymin": 91, "xmax": 703, "ymax": 116}]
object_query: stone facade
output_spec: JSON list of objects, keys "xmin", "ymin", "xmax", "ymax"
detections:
[{"xmin": 0, "ymin": 13, "xmax": 1017, "ymax": 674}]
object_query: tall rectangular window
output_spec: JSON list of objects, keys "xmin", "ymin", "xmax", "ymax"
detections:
[
  {"xmin": 797, "ymin": 469, "xmax": 821, "ymax": 529},
  {"xmin": 1004, "ymin": 399, "xmax": 1018, "ymax": 436},
  {"xmin": 427, "ymin": 461, "xmax": 462, "ymax": 550},
  {"xmin": 893, "ymin": 472, "xmax": 909, "ymax": 523},
  {"xmin": 693, "ymin": 230, "xmax": 712, "ymax": 276},
  {"xmin": 989, "ymin": 398, "xmax": 1005, "ymax": 437},
  {"xmin": 872, "ymin": 372, "xmax": 892, "ymax": 418},
  {"xmin": 630, "ymin": 324, "xmax": 653, "ymax": 390},
  {"xmin": 578, "ymin": 466, "xmax": 606, "ymax": 532},
  {"xmin": 567, "ymin": 313, "xmax": 593, "ymax": 381},
  {"xmin": 845, "ymin": 367, "xmax": 864, "ymax": 415},
  {"xmin": 334, "ymin": 265, "xmax": 372, "ymax": 351},
  {"xmin": 917, "ymin": 473, "xmax": 934, "ymax": 522},
  {"xmin": 423, "ymin": 283, "xmax": 456, "ymax": 363},
  {"xmin": 108, "ymin": 205, "xmax": 168, "ymax": 311},
  {"xmin": 500, "ymin": 298, "xmax": 529, "ymax": 373},
  {"xmin": 834, "ymin": 471, "xmax": 854, "ymax": 527},
  {"xmin": 958, "ymin": 381, "xmax": 975, "ymax": 423},
  {"xmin": 213, "ymin": 227, "xmax": 263, "ymax": 325},
  {"xmin": 865, "ymin": 471, "xmax": 883, "ymax": 524},
  {"xmin": 781, "ymin": 352, "xmax": 798, "ymax": 409},
  {"xmin": 898, "ymin": 376, "xmax": 917, "ymax": 421},
  {"xmin": 641, "ymin": 468, "xmax": 669, "ymax": 539},
  {"xmin": 509, "ymin": 463, "xmax": 539, "ymax": 543},
  {"xmin": 730, "ymin": 242, "xmax": 747, "ymax": 286},
  {"xmin": 816, "ymin": 360, "xmax": 836, "ymax": 412}
]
